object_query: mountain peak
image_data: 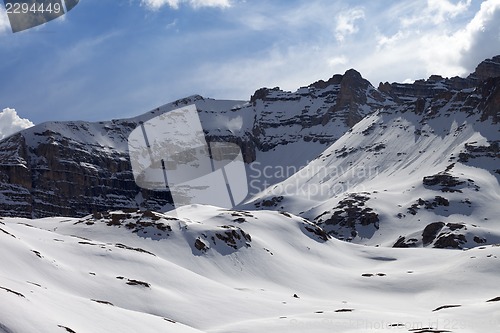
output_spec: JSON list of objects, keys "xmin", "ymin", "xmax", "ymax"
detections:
[
  {"xmin": 307, "ymin": 68, "xmax": 365, "ymax": 90},
  {"xmin": 469, "ymin": 55, "xmax": 500, "ymax": 82},
  {"xmin": 343, "ymin": 68, "xmax": 362, "ymax": 79},
  {"xmin": 308, "ymin": 75, "xmax": 343, "ymax": 90},
  {"xmin": 338, "ymin": 68, "xmax": 370, "ymax": 92}
]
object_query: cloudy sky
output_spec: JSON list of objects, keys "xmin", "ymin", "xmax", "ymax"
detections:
[{"xmin": 0, "ymin": 0, "xmax": 499, "ymax": 131}]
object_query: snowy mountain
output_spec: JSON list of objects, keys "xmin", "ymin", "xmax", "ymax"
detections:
[
  {"xmin": 0, "ymin": 55, "xmax": 498, "ymax": 245},
  {"xmin": 0, "ymin": 56, "xmax": 499, "ymax": 333},
  {"xmin": 0, "ymin": 68, "xmax": 384, "ymax": 218},
  {"xmin": 249, "ymin": 65, "xmax": 500, "ymax": 249}
]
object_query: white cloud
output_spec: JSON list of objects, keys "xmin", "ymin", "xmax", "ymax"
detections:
[
  {"xmin": 376, "ymin": 30, "xmax": 409, "ymax": 50},
  {"xmin": 360, "ymin": 0, "xmax": 500, "ymax": 84},
  {"xmin": 335, "ymin": 7, "xmax": 365, "ymax": 42},
  {"xmin": 170, "ymin": 0, "xmax": 500, "ymax": 101},
  {"xmin": 188, "ymin": 43, "xmax": 357, "ymax": 101},
  {"xmin": 408, "ymin": 0, "xmax": 500, "ymax": 78},
  {"xmin": 239, "ymin": 12, "xmax": 272, "ymax": 31},
  {"xmin": 165, "ymin": 19, "xmax": 178, "ymax": 30},
  {"xmin": 238, "ymin": 2, "xmax": 341, "ymax": 33},
  {"xmin": 189, "ymin": 0, "xmax": 231, "ymax": 8},
  {"xmin": 0, "ymin": 7, "xmax": 11, "ymax": 34},
  {"xmin": 328, "ymin": 55, "xmax": 348, "ymax": 68},
  {"xmin": 4, "ymin": 0, "xmax": 498, "ymax": 123},
  {"xmin": 141, "ymin": 0, "xmax": 231, "ymax": 10},
  {"xmin": 401, "ymin": 0, "xmax": 472, "ymax": 27},
  {"xmin": 457, "ymin": 0, "xmax": 500, "ymax": 71},
  {"xmin": 0, "ymin": 108, "xmax": 34, "ymax": 140},
  {"xmin": 428, "ymin": 0, "xmax": 472, "ymax": 21},
  {"xmin": 50, "ymin": 32, "xmax": 120, "ymax": 78}
]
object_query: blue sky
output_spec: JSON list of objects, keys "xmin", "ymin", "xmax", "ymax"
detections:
[{"xmin": 0, "ymin": 0, "xmax": 499, "ymax": 131}]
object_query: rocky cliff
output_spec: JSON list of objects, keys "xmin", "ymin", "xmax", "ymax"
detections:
[
  {"xmin": 249, "ymin": 56, "xmax": 500, "ymax": 249},
  {"xmin": 0, "ymin": 56, "xmax": 499, "ymax": 218}
]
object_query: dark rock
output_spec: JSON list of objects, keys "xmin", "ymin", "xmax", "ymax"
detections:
[
  {"xmin": 57, "ymin": 326, "xmax": 77, "ymax": 333},
  {"xmin": 250, "ymin": 87, "xmax": 280, "ymax": 104},
  {"xmin": 478, "ymin": 78, "xmax": 500, "ymax": 123},
  {"xmin": 432, "ymin": 304, "xmax": 461, "ymax": 312},
  {"xmin": 446, "ymin": 223, "xmax": 465, "ymax": 231},
  {"xmin": 81, "ymin": 211, "xmax": 173, "ymax": 241},
  {"xmin": 314, "ymin": 193, "xmax": 379, "ymax": 240},
  {"xmin": 115, "ymin": 243, "xmax": 156, "ymax": 256},
  {"xmin": 255, "ymin": 196, "xmax": 283, "ymax": 208},
  {"xmin": 434, "ymin": 196, "xmax": 450, "ymax": 207},
  {"xmin": 469, "ymin": 55, "xmax": 500, "ymax": 82},
  {"xmin": 434, "ymin": 233, "xmax": 467, "ymax": 249},
  {"xmin": 91, "ymin": 299, "xmax": 114, "ymax": 306},
  {"xmin": 423, "ymin": 173, "xmax": 464, "ymax": 188},
  {"xmin": 123, "ymin": 278, "xmax": 150, "ymax": 288},
  {"xmin": 393, "ymin": 236, "xmax": 418, "ymax": 248},
  {"xmin": 0, "ymin": 286, "xmax": 25, "ymax": 298},
  {"xmin": 127, "ymin": 279, "xmax": 150, "ymax": 288},
  {"xmin": 422, "ymin": 222, "xmax": 445, "ymax": 245},
  {"xmin": 473, "ymin": 236, "xmax": 486, "ymax": 244},
  {"xmin": 487, "ymin": 296, "xmax": 500, "ymax": 302},
  {"xmin": 214, "ymin": 226, "xmax": 251, "ymax": 250},
  {"xmin": 304, "ymin": 225, "xmax": 330, "ymax": 242},
  {"xmin": 194, "ymin": 239, "xmax": 207, "ymax": 252},
  {"xmin": 309, "ymin": 74, "xmax": 343, "ymax": 89},
  {"xmin": 0, "ymin": 227, "xmax": 16, "ymax": 238},
  {"xmin": 407, "ymin": 196, "xmax": 450, "ymax": 215}
]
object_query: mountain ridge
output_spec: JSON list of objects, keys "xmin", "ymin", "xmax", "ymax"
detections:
[
  {"xmin": 0, "ymin": 56, "xmax": 499, "ymax": 219},
  {"xmin": 249, "ymin": 65, "xmax": 500, "ymax": 249}
]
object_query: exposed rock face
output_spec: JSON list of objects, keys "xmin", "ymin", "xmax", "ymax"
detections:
[
  {"xmin": 0, "ymin": 122, "xmax": 171, "ymax": 218},
  {"xmin": 477, "ymin": 77, "xmax": 500, "ymax": 123},
  {"xmin": 1, "ymin": 56, "xmax": 499, "ymax": 218},
  {"xmin": 0, "ymin": 133, "xmax": 32, "ymax": 216},
  {"xmin": 468, "ymin": 55, "xmax": 500, "ymax": 82},
  {"xmin": 379, "ymin": 55, "xmax": 500, "ymax": 101},
  {"xmin": 329, "ymin": 69, "xmax": 386, "ymax": 127},
  {"xmin": 77, "ymin": 209, "xmax": 253, "ymax": 255},
  {"xmin": 422, "ymin": 222, "xmax": 446, "ymax": 245},
  {"xmin": 394, "ymin": 222, "xmax": 472, "ymax": 249},
  {"xmin": 313, "ymin": 193, "xmax": 380, "ymax": 241},
  {"xmin": 0, "ymin": 68, "xmax": 381, "ymax": 218},
  {"xmin": 248, "ymin": 68, "xmax": 385, "ymax": 152},
  {"xmin": 378, "ymin": 55, "xmax": 500, "ymax": 124}
]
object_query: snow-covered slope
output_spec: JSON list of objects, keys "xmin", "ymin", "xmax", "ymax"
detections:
[
  {"xmin": 249, "ymin": 75, "xmax": 500, "ymax": 249},
  {"xmin": 1, "ymin": 208, "xmax": 499, "ymax": 332}
]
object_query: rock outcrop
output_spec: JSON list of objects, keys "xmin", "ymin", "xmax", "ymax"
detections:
[{"xmin": 468, "ymin": 55, "xmax": 500, "ymax": 82}]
